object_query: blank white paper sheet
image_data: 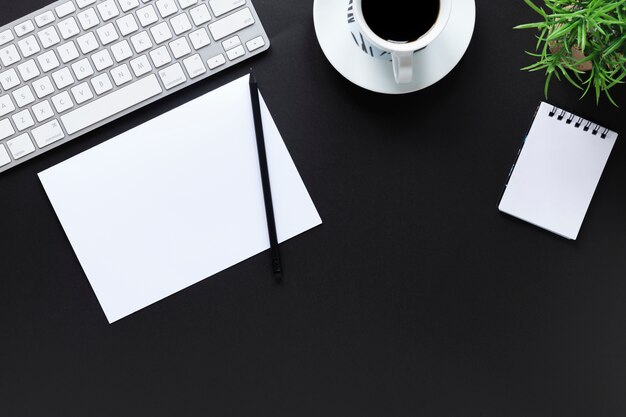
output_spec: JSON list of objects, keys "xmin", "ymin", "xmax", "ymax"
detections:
[
  {"xmin": 498, "ymin": 102, "xmax": 617, "ymax": 240},
  {"xmin": 39, "ymin": 75, "xmax": 322, "ymax": 323}
]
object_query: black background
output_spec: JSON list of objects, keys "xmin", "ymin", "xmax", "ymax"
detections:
[{"xmin": 2, "ymin": 0, "xmax": 626, "ymax": 416}]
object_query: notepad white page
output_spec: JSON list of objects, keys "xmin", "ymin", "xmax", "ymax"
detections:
[
  {"xmin": 498, "ymin": 102, "xmax": 617, "ymax": 240},
  {"xmin": 39, "ymin": 75, "xmax": 322, "ymax": 323}
]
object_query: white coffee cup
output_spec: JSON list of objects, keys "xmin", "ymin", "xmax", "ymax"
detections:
[{"xmin": 347, "ymin": 0, "xmax": 452, "ymax": 84}]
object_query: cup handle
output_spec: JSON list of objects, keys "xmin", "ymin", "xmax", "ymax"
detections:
[{"xmin": 391, "ymin": 51, "xmax": 413, "ymax": 84}]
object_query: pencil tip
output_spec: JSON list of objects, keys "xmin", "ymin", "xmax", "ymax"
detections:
[{"xmin": 272, "ymin": 259, "xmax": 282, "ymax": 279}]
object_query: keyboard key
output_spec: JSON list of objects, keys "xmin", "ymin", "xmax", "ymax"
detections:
[
  {"xmin": 32, "ymin": 100, "xmax": 55, "ymax": 122},
  {"xmin": 12, "ymin": 85, "xmax": 35, "ymax": 108},
  {"xmin": 208, "ymin": 8, "xmax": 254, "ymax": 41},
  {"xmin": 18, "ymin": 35, "xmax": 41, "ymax": 58},
  {"xmin": 0, "ymin": 68, "xmax": 20, "ymax": 90},
  {"xmin": 111, "ymin": 64, "xmax": 132, "ymax": 86},
  {"xmin": 245, "ymin": 35, "xmax": 265, "ymax": 51},
  {"xmin": 98, "ymin": 0, "xmax": 121, "ymax": 21},
  {"xmin": 210, "ymin": 0, "xmax": 245, "ymax": 17},
  {"xmin": 32, "ymin": 119, "xmax": 65, "ymax": 148},
  {"xmin": 207, "ymin": 53, "xmax": 225, "ymax": 69},
  {"xmin": 15, "ymin": 20, "xmax": 35, "ymax": 37},
  {"xmin": 51, "ymin": 91, "xmax": 74, "ymax": 113},
  {"xmin": 38, "ymin": 27, "xmax": 61, "ymax": 48},
  {"xmin": 222, "ymin": 35, "xmax": 241, "ymax": 50},
  {"xmin": 0, "ymin": 30, "xmax": 14, "ymax": 46},
  {"xmin": 92, "ymin": 49, "xmax": 114, "ymax": 71},
  {"xmin": 0, "ymin": 118, "xmax": 15, "ymax": 140},
  {"xmin": 52, "ymin": 67, "xmax": 74, "ymax": 89},
  {"xmin": 17, "ymin": 59, "xmax": 40, "ymax": 82},
  {"xmin": 71, "ymin": 82, "xmax": 94, "ymax": 104},
  {"xmin": 77, "ymin": 32, "xmax": 98, "ymax": 54},
  {"xmin": 0, "ymin": 144, "xmax": 10, "ymax": 167},
  {"xmin": 131, "ymin": 31, "xmax": 152, "ymax": 53},
  {"xmin": 91, "ymin": 73, "xmax": 113, "ymax": 95},
  {"xmin": 55, "ymin": 2, "xmax": 77, "ymax": 18},
  {"xmin": 0, "ymin": 95, "xmax": 15, "ymax": 116},
  {"xmin": 38, "ymin": 50, "xmax": 61, "ymax": 72},
  {"xmin": 59, "ymin": 17, "xmax": 81, "ymax": 39},
  {"xmin": 0, "ymin": 44, "xmax": 20, "ymax": 66},
  {"xmin": 7, "ymin": 133, "xmax": 35, "ymax": 159},
  {"xmin": 177, "ymin": 0, "xmax": 198, "ymax": 9},
  {"xmin": 158, "ymin": 62, "xmax": 185, "ymax": 89},
  {"xmin": 12, "ymin": 109, "xmax": 35, "ymax": 131},
  {"xmin": 57, "ymin": 41, "xmax": 80, "ymax": 63},
  {"xmin": 71, "ymin": 58, "xmax": 94, "ymax": 80},
  {"xmin": 77, "ymin": 8, "xmax": 100, "ymax": 30},
  {"xmin": 61, "ymin": 74, "xmax": 163, "ymax": 134},
  {"xmin": 111, "ymin": 40, "xmax": 133, "ymax": 62},
  {"xmin": 189, "ymin": 4, "xmax": 211, "ymax": 25},
  {"xmin": 182, "ymin": 54, "xmax": 205, "ymax": 78},
  {"xmin": 137, "ymin": 5, "xmax": 159, "ymax": 27},
  {"xmin": 189, "ymin": 28, "xmax": 210, "ymax": 50},
  {"xmin": 33, "ymin": 76, "xmax": 55, "ymax": 98},
  {"xmin": 150, "ymin": 22, "xmax": 172, "ymax": 44},
  {"xmin": 170, "ymin": 13, "xmax": 192, "ymax": 35},
  {"xmin": 226, "ymin": 45, "xmax": 245, "ymax": 61},
  {"xmin": 35, "ymin": 11, "xmax": 56, "ymax": 28},
  {"xmin": 119, "ymin": 0, "xmax": 140, "ymax": 12},
  {"xmin": 77, "ymin": 0, "xmax": 97, "ymax": 8},
  {"xmin": 156, "ymin": 0, "xmax": 178, "ymax": 18},
  {"xmin": 130, "ymin": 55, "xmax": 152, "ymax": 76},
  {"xmin": 169, "ymin": 37, "xmax": 191, "ymax": 59},
  {"xmin": 116, "ymin": 14, "xmax": 139, "ymax": 36},
  {"xmin": 97, "ymin": 23, "xmax": 119, "ymax": 45},
  {"xmin": 149, "ymin": 45, "xmax": 171, "ymax": 67}
]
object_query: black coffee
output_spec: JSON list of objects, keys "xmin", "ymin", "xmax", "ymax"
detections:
[{"xmin": 361, "ymin": 0, "xmax": 440, "ymax": 42}]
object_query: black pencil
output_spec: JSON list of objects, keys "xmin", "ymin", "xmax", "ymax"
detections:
[{"xmin": 249, "ymin": 70, "xmax": 283, "ymax": 280}]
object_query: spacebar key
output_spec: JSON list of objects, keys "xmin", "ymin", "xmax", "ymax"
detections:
[{"xmin": 61, "ymin": 75, "xmax": 163, "ymax": 135}]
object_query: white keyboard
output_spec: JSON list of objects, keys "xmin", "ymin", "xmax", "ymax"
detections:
[{"xmin": 0, "ymin": 0, "xmax": 269, "ymax": 173}]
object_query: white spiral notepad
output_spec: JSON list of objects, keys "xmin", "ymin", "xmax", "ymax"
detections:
[{"xmin": 498, "ymin": 102, "xmax": 618, "ymax": 240}]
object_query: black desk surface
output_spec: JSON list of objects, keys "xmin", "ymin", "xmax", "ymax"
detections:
[{"xmin": 3, "ymin": 1, "xmax": 626, "ymax": 416}]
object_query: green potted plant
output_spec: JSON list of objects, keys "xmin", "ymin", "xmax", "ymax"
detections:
[{"xmin": 515, "ymin": 0, "xmax": 626, "ymax": 106}]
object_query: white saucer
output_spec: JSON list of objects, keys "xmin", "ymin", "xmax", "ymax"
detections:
[{"xmin": 312, "ymin": 0, "xmax": 476, "ymax": 94}]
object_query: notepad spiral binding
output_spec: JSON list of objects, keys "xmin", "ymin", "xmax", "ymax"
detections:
[{"xmin": 547, "ymin": 105, "xmax": 610, "ymax": 139}]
